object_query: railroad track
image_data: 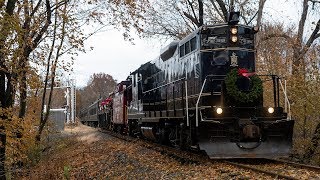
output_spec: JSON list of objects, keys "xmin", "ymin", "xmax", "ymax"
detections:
[
  {"xmin": 99, "ymin": 128, "xmax": 320, "ymax": 179},
  {"xmin": 223, "ymin": 158, "xmax": 320, "ymax": 179},
  {"xmin": 99, "ymin": 128, "xmax": 206, "ymax": 164}
]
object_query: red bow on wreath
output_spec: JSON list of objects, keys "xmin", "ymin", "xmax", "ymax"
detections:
[{"xmin": 238, "ymin": 68, "xmax": 255, "ymax": 78}]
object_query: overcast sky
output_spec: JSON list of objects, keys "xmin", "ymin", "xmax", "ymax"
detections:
[
  {"xmin": 74, "ymin": 30, "xmax": 160, "ymax": 87},
  {"xmin": 73, "ymin": 0, "xmax": 315, "ymax": 87}
]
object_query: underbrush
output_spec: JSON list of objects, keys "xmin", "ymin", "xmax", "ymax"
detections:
[
  {"xmin": 12, "ymin": 132, "xmax": 79, "ymax": 179},
  {"xmin": 292, "ymin": 137, "xmax": 320, "ymax": 165}
]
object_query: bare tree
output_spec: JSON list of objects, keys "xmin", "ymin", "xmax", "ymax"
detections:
[
  {"xmin": 293, "ymin": 0, "xmax": 320, "ymax": 74},
  {"xmin": 138, "ymin": 0, "xmax": 268, "ymax": 40}
]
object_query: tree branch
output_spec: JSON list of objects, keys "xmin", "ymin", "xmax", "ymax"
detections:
[
  {"xmin": 5, "ymin": 0, "xmax": 17, "ymax": 15},
  {"xmin": 30, "ymin": 0, "xmax": 42, "ymax": 17},
  {"xmin": 298, "ymin": 0, "xmax": 309, "ymax": 44},
  {"xmin": 212, "ymin": 0, "xmax": 228, "ymax": 22},
  {"xmin": 247, "ymin": 11, "xmax": 258, "ymax": 25},
  {"xmin": 298, "ymin": 19, "xmax": 320, "ymax": 58},
  {"xmin": 175, "ymin": 5, "xmax": 197, "ymax": 30},
  {"xmin": 32, "ymin": 0, "xmax": 52, "ymax": 49},
  {"xmin": 305, "ymin": 19, "xmax": 320, "ymax": 48},
  {"xmin": 209, "ymin": 0, "xmax": 225, "ymax": 21},
  {"xmin": 183, "ymin": 11, "xmax": 199, "ymax": 27},
  {"xmin": 256, "ymin": 0, "xmax": 267, "ymax": 27},
  {"xmin": 186, "ymin": 0, "xmax": 199, "ymax": 25}
]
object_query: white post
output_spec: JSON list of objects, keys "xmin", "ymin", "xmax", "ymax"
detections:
[
  {"xmin": 71, "ymin": 84, "xmax": 76, "ymax": 123},
  {"xmin": 66, "ymin": 87, "xmax": 70, "ymax": 123},
  {"xmin": 279, "ymin": 79, "xmax": 291, "ymax": 120}
]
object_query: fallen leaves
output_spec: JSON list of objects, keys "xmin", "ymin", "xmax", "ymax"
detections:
[{"xmin": 16, "ymin": 124, "xmax": 318, "ymax": 179}]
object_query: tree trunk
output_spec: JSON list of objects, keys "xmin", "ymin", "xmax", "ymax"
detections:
[
  {"xmin": 0, "ymin": 1, "xmax": 18, "ymax": 178},
  {"xmin": 198, "ymin": 0, "xmax": 203, "ymax": 27},
  {"xmin": 303, "ymin": 104, "xmax": 307, "ymax": 139},
  {"xmin": 256, "ymin": 0, "xmax": 267, "ymax": 28},
  {"xmin": 0, "ymin": 128, "xmax": 6, "ymax": 180},
  {"xmin": 214, "ymin": 0, "xmax": 228, "ymax": 22},
  {"xmin": 18, "ymin": 62, "xmax": 27, "ymax": 119}
]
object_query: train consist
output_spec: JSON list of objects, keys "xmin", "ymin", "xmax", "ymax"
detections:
[{"xmin": 80, "ymin": 12, "xmax": 294, "ymax": 158}]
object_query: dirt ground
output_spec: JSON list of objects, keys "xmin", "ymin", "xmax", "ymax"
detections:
[{"xmin": 18, "ymin": 124, "xmax": 282, "ymax": 179}]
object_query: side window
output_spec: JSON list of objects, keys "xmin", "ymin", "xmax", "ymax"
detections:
[
  {"xmin": 185, "ymin": 41, "xmax": 190, "ymax": 54},
  {"xmin": 190, "ymin": 37, "xmax": 196, "ymax": 51},
  {"xmin": 180, "ymin": 44, "xmax": 185, "ymax": 57}
]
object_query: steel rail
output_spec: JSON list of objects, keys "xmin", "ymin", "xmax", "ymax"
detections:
[
  {"xmin": 267, "ymin": 158, "xmax": 320, "ymax": 172},
  {"xmin": 223, "ymin": 160, "xmax": 299, "ymax": 180}
]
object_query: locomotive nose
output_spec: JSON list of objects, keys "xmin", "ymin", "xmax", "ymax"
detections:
[{"xmin": 242, "ymin": 124, "xmax": 260, "ymax": 140}]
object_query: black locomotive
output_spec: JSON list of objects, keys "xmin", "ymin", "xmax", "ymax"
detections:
[{"xmin": 80, "ymin": 12, "xmax": 294, "ymax": 158}]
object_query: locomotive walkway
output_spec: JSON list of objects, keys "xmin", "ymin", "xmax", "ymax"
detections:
[{"xmin": 18, "ymin": 124, "xmax": 320, "ymax": 179}]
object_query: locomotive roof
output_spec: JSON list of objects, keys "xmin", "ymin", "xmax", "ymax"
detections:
[{"xmin": 129, "ymin": 22, "xmax": 252, "ymax": 76}]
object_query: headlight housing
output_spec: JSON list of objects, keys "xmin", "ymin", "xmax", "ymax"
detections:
[
  {"xmin": 268, "ymin": 107, "xmax": 274, "ymax": 114},
  {"xmin": 231, "ymin": 27, "xmax": 237, "ymax": 34},
  {"xmin": 231, "ymin": 36, "xmax": 238, "ymax": 42},
  {"xmin": 216, "ymin": 107, "xmax": 223, "ymax": 115}
]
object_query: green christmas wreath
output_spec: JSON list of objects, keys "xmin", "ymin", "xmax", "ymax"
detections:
[{"xmin": 225, "ymin": 68, "xmax": 263, "ymax": 103}]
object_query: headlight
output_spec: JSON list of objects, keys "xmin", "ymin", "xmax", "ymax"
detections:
[
  {"xmin": 268, "ymin": 107, "xmax": 274, "ymax": 114},
  {"xmin": 216, "ymin": 107, "xmax": 223, "ymax": 115},
  {"xmin": 231, "ymin": 36, "xmax": 238, "ymax": 42},
  {"xmin": 231, "ymin": 27, "xmax": 237, "ymax": 34}
]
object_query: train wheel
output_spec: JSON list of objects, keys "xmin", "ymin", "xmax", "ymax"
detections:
[
  {"xmin": 169, "ymin": 126, "xmax": 179, "ymax": 148},
  {"xmin": 117, "ymin": 125, "xmax": 122, "ymax": 134},
  {"xmin": 179, "ymin": 123, "xmax": 192, "ymax": 150},
  {"xmin": 157, "ymin": 127, "xmax": 168, "ymax": 145},
  {"xmin": 128, "ymin": 121, "xmax": 134, "ymax": 137},
  {"xmin": 112, "ymin": 124, "xmax": 117, "ymax": 132}
]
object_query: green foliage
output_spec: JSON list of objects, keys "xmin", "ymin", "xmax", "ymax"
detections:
[
  {"xmin": 63, "ymin": 165, "xmax": 72, "ymax": 180},
  {"xmin": 225, "ymin": 68, "xmax": 263, "ymax": 103},
  {"xmin": 26, "ymin": 145, "xmax": 44, "ymax": 166}
]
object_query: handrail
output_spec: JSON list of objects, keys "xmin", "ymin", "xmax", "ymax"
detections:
[
  {"xmin": 142, "ymin": 77, "xmax": 185, "ymax": 94},
  {"xmin": 196, "ymin": 79, "xmax": 207, "ymax": 127},
  {"xmin": 185, "ymin": 73, "xmax": 189, "ymax": 126},
  {"xmin": 195, "ymin": 74, "xmax": 226, "ymax": 127},
  {"xmin": 278, "ymin": 79, "xmax": 291, "ymax": 120}
]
